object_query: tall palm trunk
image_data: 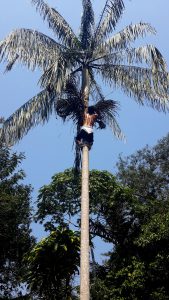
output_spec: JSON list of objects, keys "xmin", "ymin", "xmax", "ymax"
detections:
[{"xmin": 80, "ymin": 67, "xmax": 90, "ymax": 300}]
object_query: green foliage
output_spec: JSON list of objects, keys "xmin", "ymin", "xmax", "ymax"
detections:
[
  {"xmin": 102, "ymin": 257, "xmax": 146, "ymax": 300},
  {"xmin": 136, "ymin": 208, "xmax": 169, "ymax": 246},
  {"xmin": 35, "ymin": 159, "xmax": 169, "ymax": 299},
  {"xmin": 36, "ymin": 168, "xmax": 135, "ymax": 244},
  {"xmin": 0, "ymin": 145, "xmax": 34, "ymax": 298},
  {"xmin": 90, "ymin": 134, "xmax": 169, "ymax": 299},
  {"xmin": 36, "ymin": 169, "xmax": 81, "ymax": 230},
  {"xmin": 25, "ymin": 227, "xmax": 80, "ymax": 300},
  {"xmin": 117, "ymin": 133, "xmax": 169, "ymax": 200}
]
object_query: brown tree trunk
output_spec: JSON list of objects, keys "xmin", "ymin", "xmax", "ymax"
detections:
[{"xmin": 80, "ymin": 67, "xmax": 90, "ymax": 300}]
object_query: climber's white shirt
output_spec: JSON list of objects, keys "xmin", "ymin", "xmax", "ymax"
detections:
[{"xmin": 81, "ymin": 125, "xmax": 93, "ymax": 134}]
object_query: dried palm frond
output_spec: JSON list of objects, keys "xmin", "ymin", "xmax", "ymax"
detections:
[
  {"xmin": 80, "ymin": 0, "xmax": 94, "ymax": 50},
  {"xmin": 0, "ymin": 89, "xmax": 57, "ymax": 146},
  {"xmin": 31, "ymin": 0, "xmax": 78, "ymax": 48}
]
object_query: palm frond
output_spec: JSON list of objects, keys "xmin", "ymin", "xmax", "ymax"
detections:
[
  {"xmin": 97, "ymin": 45, "xmax": 167, "ymax": 72},
  {"xmin": 55, "ymin": 79, "xmax": 83, "ymax": 172},
  {"xmin": 89, "ymin": 69, "xmax": 105, "ymax": 102},
  {"xmin": 94, "ymin": 99, "xmax": 125, "ymax": 140},
  {"xmin": 4, "ymin": 54, "xmax": 19, "ymax": 72},
  {"xmin": 0, "ymin": 89, "xmax": 57, "ymax": 146},
  {"xmin": 94, "ymin": 0, "xmax": 125, "ymax": 46},
  {"xmin": 127, "ymin": 45, "xmax": 167, "ymax": 71},
  {"xmin": 0, "ymin": 29, "xmax": 63, "ymax": 71},
  {"xmin": 0, "ymin": 117, "xmax": 5, "ymax": 124},
  {"xmin": 56, "ymin": 86, "xmax": 83, "ymax": 173},
  {"xmin": 80, "ymin": 0, "xmax": 94, "ymax": 50},
  {"xmin": 94, "ymin": 99, "xmax": 118, "ymax": 115},
  {"xmin": 38, "ymin": 48, "xmax": 81, "ymax": 93},
  {"xmin": 96, "ymin": 64, "xmax": 169, "ymax": 111},
  {"xmin": 63, "ymin": 76, "xmax": 81, "ymax": 98},
  {"xmin": 106, "ymin": 111, "xmax": 125, "ymax": 140},
  {"xmin": 56, "ymin": 96, "xmax": 83, "ymax": 125},
  {"xmin": 39, "ymin": 55, "xmax": 76, "ymax": 93},
  {"xmin": 31, "ymin": 0, "xmax": 78, "ymax": 48},
  {"xmin": 97, "ymin": 23, "xmax": 156, "ymax": 53}
]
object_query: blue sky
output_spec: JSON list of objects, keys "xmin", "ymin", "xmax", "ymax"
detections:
[{"xmin": 0, "ymin": 0, "xmax": 169, "ymax": 259}]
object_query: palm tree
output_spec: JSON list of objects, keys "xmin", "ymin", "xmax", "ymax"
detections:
[{"xmin": 0, "ymin": 0, "xmax": 168, "ymax": 299}]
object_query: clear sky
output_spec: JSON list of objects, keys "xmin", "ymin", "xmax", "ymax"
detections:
[{"xmin": 0, "ymin": 0, "xmax": 169, "ymax": 259}]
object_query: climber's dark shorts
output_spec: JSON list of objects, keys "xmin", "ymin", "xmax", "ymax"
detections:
[{"xmin": 76, "ymin": 129, "xmax": 94, "ymax": 145}]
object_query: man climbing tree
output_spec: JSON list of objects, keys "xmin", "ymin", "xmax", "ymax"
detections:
[{"xmin": 76, "ymin": 106, "xmax": 98, "ymax": 149}]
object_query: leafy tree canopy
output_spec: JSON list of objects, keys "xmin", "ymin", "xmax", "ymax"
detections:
[
  {"xmin": 35, "ymin": 168, "xmax": 135, "ymax": 245},
  {"xmin": 34, "ymin": 136, "xmax": 169, "ymax": 299},
  {"xmin": 0, "ymin": 144, "xmax": 34, "ymax": 298},
  {"xmin": 116, "ymin": 133, "xmax": 169, "ymax": 199},
  {"xmin": 24, "ymin": 227, "xmax": 80, "ymax": 300},
  {"xmin": 90, "ymin": 133, "xmax": 169, "ymax": 299}
]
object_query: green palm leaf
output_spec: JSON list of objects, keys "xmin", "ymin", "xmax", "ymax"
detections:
[
  {"xmin": 31, "ymin": 0, "xmax": 78, "ymax": 48},
  {"xmin": 80, "ymin": 0, "xmax": 94, "ymax": 50},
  {"xmin": 0, "ymin": 29, "xmax": 63, "ymax": 71},
  {"xmin": 0, "ymin": 89, "xmax": 57, "ymax": 146}
]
